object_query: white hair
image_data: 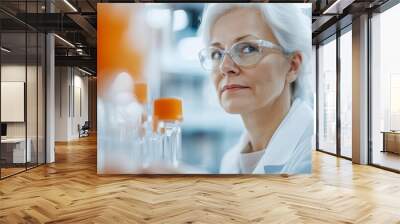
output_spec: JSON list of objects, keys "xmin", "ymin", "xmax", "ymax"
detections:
[{"xmin": 198, "ymin": 3, "xmax": 313, "ymax": 107}]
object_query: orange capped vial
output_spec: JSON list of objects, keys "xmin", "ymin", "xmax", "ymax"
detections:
[{"xmin": 153, "ymin": 98, "xmax": 183, "ymax": 167}]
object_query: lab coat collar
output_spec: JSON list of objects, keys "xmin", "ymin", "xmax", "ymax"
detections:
[{"xmin": 251, "ymin": 98, "xmax": 313, "ymax": 173}]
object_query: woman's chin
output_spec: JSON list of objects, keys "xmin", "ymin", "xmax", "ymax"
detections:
[{"xmin": 221, "ymin": 100, "xmax": 251, "ymax": 114}]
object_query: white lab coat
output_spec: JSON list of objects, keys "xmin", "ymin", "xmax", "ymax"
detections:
[{"xmin": 220, "ymin": 98, "xmax": 314, "ymax": 174}]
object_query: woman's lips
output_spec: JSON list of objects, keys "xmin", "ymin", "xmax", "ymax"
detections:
[{"xmin": 221, "ymin": 84, "xmax": 250, "ymax": 93}]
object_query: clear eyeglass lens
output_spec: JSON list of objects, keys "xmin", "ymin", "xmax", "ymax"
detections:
[
  {"xmin": 231, "ymin": 42, "xmax": 262, "ymax": 66},
  {"xmin": 201, "ymin": 48, "xmax": 224, "ymax": 70},
  {"xmin": 200, "ymin": 41, "xmax": 267, "ymax": 70}
]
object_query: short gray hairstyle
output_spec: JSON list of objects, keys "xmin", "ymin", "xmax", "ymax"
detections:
[{"xmin": 198, "ymin": 3, "xmax": 313, "ymax": 107}]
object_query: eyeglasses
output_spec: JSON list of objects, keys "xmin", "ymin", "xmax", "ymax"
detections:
[{"xmin": 198, "ymin": 39, "xmax": 288, "ymax": 72}]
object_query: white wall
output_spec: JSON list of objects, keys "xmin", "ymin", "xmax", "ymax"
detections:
[
  {"xmin": 1, "ymin": 64, "xmax": 46, "ymax": 164},
  {"xmin": 55, "ymin": 66, "xmax": 69, "ymax": 141},
  {"xmin": 1, "ymin": 65, "xmax": 39, "ymax": 138},
  {"xmin": 54, "ymin": 67, "xmax": 89, "ymax": 141},
  {"xmin": 1, "ymin": 65, "xmax": 26, "ymax": 136},
  {"xmin": 70, "ymin": 72, "xmax": 89, "ymax": 138}
]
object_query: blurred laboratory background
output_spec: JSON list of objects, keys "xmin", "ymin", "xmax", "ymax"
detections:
[{"xmin": 146, "ymin": 3, "xmax": 243, "ymax": 173}]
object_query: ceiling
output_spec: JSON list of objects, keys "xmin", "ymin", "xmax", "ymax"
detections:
[{"xmin": 0, "ymin": 0, "xmax": 395, "ymax": 75}]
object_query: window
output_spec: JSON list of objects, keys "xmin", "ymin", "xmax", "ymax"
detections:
[
  {"xmin": 340, "ymin": 29, "xmax": 352, "ymax": 158},
  {"xmin": 318, "ymin": 37, "xmax": 337, "ymax": 154},
  {"xmin": 371, "ymin": 3, "xmax": 400, "ymax": 171},
  {"xmin": 0, "ymin": 1, "xmax": 46, "ymax": 179}
]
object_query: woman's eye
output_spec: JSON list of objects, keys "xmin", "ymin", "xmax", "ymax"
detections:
[
  {"xmin": 241, "ymin": 45, "xmax": 257, "ymax": 54},
  {"xmin": 210, "ymin": 51, "xmax": 222, "ymax": 60}
]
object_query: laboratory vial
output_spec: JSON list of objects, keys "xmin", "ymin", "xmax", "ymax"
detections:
[
  {"xmin": 153, "ymin": 98, "xmax": 183, "ymax": 168},
  {"xmin": 133, "ymin": 82, "xmax": 150, "ymax": 168}
]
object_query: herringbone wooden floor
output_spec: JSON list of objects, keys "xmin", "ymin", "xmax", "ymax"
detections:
[{"xmin": 1, "ymin": 135, "xmax": 400, "ymax": 224}]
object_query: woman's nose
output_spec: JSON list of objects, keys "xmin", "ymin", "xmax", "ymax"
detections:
[{"xmin": 219, "ymin": 53, "xmax": 240, "ymax": 76}]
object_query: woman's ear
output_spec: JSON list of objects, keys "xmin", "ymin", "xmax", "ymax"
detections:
[{"xmin": 286, "ymin": 51, "xmax": 302, "ymax": 83}]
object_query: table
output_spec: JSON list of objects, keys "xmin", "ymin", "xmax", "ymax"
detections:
[
  {"xmin": 1, "ymin": 138, "xmax": 31, "ymax": 163},
  {"xmin": 381, "ymin": 131, "xmax": 400, "ymax": 154}
]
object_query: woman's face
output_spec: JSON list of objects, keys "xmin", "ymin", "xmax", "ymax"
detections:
[{"xmin": 210, "ymin": 8, "xmax": 294, "ymax": 114}]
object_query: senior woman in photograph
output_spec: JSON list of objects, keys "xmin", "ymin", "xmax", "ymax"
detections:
[{"xmin": 198, "ymin": 3, "xmax": 313, "ymax": 174}]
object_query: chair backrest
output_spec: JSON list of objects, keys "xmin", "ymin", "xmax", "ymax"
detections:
[{"xmin": 82, "ymin": 121, "xmax": 90, "ymax": 129}]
